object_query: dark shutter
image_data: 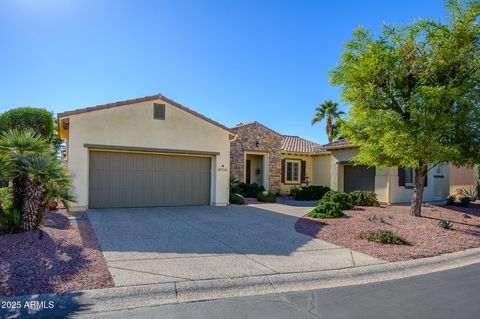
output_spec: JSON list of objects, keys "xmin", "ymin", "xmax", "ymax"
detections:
[
  {"xmin": 398, "ymin": 167, "xmax": 405, "ymax": 186},
  {"xmin": 281, "ymin": 159, "xmax": 285, "ymax": 183},
  {"xmin": 424, "ymin": 167, "xmax": 428, "ymax": 187},
  {"xmin": 153, "ymin": 103, "xmax": 166, "ymax": 120},
  {"xmin": 301, "ymin": 160, "xmax": 306, "ymax": 182}
]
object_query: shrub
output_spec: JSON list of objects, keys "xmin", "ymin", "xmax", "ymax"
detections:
[
  {"xmin": 293, "ymin": 185, "xmax": 331, "ymax": 201},
  {"xmin": 0, "ymin": 208, "xmax": 22, "ymax": 234},
  {"xmin": 230, "ymin": 176, "xmax": 241, "ymax": 194},
  {"xmin": 307, "ymin": 201, "xmax": 343, "ymax": 219},
  {"xmin": 349, "ymin": 190, "xmax": 379, "ymax": 206},
  {"xmin": 229, "ymin": 193, "xmax": 245, "ymax": 205},
  {"xmin": 322, "ymin": 191, "xmax": 353, "ymax": 210},
  {"xmin": 0, "ymin": 107, "xmax": 54, "ymax": 139},
  {"xmin": 359, "ymin": 230, "xmax": 410, "ymax": 245},
  {"xmin": 460, "ymin": 196, "xmax": 471, "ymax": 207},
  {"xmin": 290, "ymin": 186, "xmax": 301, "ymax": 197},
  {"xmin": 257, "ymin": 191, "xmax": 276, "ymax": 203},
  {"xmin": 446, "ymin": 195, "xmax": 455, "ymax": 205},
  {"xmin": 438, "ymin": 219, "xmax": 453, "ymax": 229},
  {"xmin": 238, "ymin": 183, "xmax": 266, "ymax": 197}
]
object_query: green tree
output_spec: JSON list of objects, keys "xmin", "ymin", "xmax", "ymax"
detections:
[
  {"xmin": 0, "ymin": 107, "xmax": 54, "ymax": 139},
  {"xmin": 311, "ymin": 100, "xmax": 345, "ymax": 143},
  {"xmin": 330, "ymin": 0, "xmax": 480, "ymax": 216}
]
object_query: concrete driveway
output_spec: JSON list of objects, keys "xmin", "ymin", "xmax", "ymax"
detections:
[{"xmin": 89, "ymin": 203, "xmax": 382, "ymax": 287}]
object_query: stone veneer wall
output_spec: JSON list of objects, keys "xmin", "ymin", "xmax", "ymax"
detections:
[{"xmin": 230, "ymin": 123, "xmax": 283, "ymax": 193}]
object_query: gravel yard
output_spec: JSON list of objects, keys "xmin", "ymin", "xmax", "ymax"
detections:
[
  {"xmin": 0, "ymin": 209, "xmax": 114, "ymax": 296},
  {"xmin": 295, "ymin": 202, "xmax": 480, "ymax": 261}
]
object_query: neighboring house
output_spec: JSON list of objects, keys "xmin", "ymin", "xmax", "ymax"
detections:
[
  {"xmin": 449, "ymin": 164, "xmax": 476, "ymax": 194},
  {"xmin": 57, "ymin": 94, "xmax": 234, "ymax": 211},
  {"xmin": 230, "ymin": 121, "xmax": 452, "ymax": 204}
]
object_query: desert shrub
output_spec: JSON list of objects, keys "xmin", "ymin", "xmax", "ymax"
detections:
[
  {"xmin": 257, "ymin": 191, "xmax": 276, "ymax": 203},
  {"xmin": 0, "ymin": 107, "xmax": 54, "ymax": 139},
  {"xmin": 307, "ymin": 201, "xmax": 343, "ymax": 219},
  {"xmin": 293, "ymin": 185, "xmax": 331, "ymax": 201},
  {"xmin": 438, "ymin": 220, "xmax": 453, "ymax": 229},
  {"xmin": 322, "ymin": 191, "xmax": 353, "ymax": 210},
  {"xmin": 462, "ymin": 186, "xmax": 477, "ymax": 201},
  {"xmin": 229, "ymin": 193, "xmax": 245, "ymax": 205},
  {"xmin": 359, "ymin": 230, "xmax": 410, "ymax": 245},
  {"xmin": 238, "ymin": 182, "xmax": 266, "ymax": 197},
  {"xmin": 349, "ymin": 190, "xmax": 379, "ymax": 206}
]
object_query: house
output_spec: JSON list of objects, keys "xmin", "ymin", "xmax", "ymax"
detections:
[
  {"xmin": 230, "ymin": 121, "xmax": 453, "ymax": 204},
  {"xmin": 57, "ymin": 94, "xmax": 234, "ymax": 211}
]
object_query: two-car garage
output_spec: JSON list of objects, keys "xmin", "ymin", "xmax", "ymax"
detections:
[
  {"xmin": 88, "ymin": 151, "xmax": 211, "ymax": 208},
  {"xmin": 57, "ymin": 94, "xmax": 233, "ymax": 211}
]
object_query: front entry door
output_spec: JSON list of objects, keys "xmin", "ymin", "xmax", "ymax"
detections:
[{"xmin": 246, "ymin": 160, "xmax": 251, "ymax": 184}]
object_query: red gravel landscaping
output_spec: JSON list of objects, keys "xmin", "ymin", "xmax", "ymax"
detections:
[
  {"xmin": 0, "ymin": 209, "xmax": 114, "ymax": 296},
  {"xmin": 295, "ymin": 202, "xmax": 480, "ymax": 262}
]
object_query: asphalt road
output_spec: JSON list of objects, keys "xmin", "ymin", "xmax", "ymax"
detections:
[{"xmin": 70, "ymin": 263, "xmax": 480, "ymax": 319}]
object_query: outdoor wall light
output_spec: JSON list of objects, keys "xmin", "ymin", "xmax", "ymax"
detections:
[{"xmin": 255, "ymin": 141, "xmax": 259, "ymax": 147}]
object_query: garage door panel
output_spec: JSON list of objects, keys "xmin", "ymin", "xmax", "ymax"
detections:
[
  {"xmin": 344, "ymin": 165, "xmax": 375, "ymax": 193},
  {"xmin": 89, "ymin": 152, "xmax": 211, "ymax": 208}
]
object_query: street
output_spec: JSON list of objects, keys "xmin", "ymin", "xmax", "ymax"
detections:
[{"xmin": 68, "ymin": 263, "xmax": 480, "ymax": 319}]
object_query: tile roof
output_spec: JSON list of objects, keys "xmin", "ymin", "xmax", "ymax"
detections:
[
  {"xmin": 57, "ymin": 93, "xmax": 234, "ymax": 134},
  {"xmin": 232, "ymin": 121, "xmax": 283, "ymax": 136},
  {"xmin": 281, "ymin": 135, "xmax": 326, "ymax": 154},
  {"xmin": 322, "ymin": 139, "xmax": 355, "ymax": 150}
]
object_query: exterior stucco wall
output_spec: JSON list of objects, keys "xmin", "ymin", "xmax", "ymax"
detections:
[
  {"xmin": 449, "ymin": 164, "xmax": 475, "ymax": 194},
  {"xmin": 313, "ymin": 155, "xmax": 331, "ymax": 188},
  {"xmin": 280, "ymin": 154, "xmax": 314, "ymax": 194},
  {"xmin": 230, "ymin": 123, "xmax": 283, "ymax": 193},
  {"xmin": 388, "ymin": 165, "xmax": 450, "ymax": 203},
  {"xmin": 328, "ymin": 148, "xmax": 449, "ymax": 203},
  {"xmin": 63, "ymin": 99, "xmax": 231, "ymax": 211}
]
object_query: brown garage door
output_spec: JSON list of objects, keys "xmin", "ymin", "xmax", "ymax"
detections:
[
  {"xmin": 344, "ymin": 165, "xmax": 375, "ymax": 193},
  {"xmin": 89, "ymin": 151, "xmax": 211, "ymax": 208}
]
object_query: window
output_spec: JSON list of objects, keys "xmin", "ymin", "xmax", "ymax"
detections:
[
  {"xmin": 286, "ymin": 160, "xmax": 301, "ymax": 183},
  {"xmin": 153, "ymin": 103, "xmax": 166, "ymax": 120},
  {"xmin": 404, "ymin": 167, "xmax": 414, "ymax": 186},
  {"xmin": 434, "ymin": 163, "xmax": 443, "ymax": 176}
]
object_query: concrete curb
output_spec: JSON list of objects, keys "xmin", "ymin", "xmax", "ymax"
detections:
[{"xmin": 2, "ymin": 248, "xmax": 480, "ymax": 318}]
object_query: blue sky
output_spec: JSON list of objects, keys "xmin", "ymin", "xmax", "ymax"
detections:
[{"xmin": 0, "ymin": 0, "xmax": 446, "ymax": 144}]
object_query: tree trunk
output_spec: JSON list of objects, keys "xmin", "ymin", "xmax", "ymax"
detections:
[
  {"xmin": 410, "ymin": 167, "xmax": 426, "ymax": 217},
  {"xmin": 326, "ymin": 116, "xmax": 333, "ymax": 143},
  {"xmin": 12, "ymin": 174, "xmax": 27, "ymax": 212},
  {"xmin": 22, "ymin": 180, "xmax": 44, "ymax": 231}
]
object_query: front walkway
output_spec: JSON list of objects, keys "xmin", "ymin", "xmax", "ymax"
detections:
[{"xmin": 88, "ymin": 203, "xmax": 382, "ymax": 287}]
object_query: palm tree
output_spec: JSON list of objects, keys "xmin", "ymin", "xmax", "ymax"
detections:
[
  {"xmin": 0, "ymin": 129, "xmax": 75, "ymax": 231},
  {"xmin": 0, "ymin": 129, "xmax": 49, "ymax": 213},
  {"xmin": 311, "ymin": 100, "xmax": 345, "ymax": 143},
  {"xmin": 19, "ymin": 153, "xmax": 75, "ymax": 230}
]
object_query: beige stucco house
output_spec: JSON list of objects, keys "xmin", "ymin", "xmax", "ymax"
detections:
[
  {"xmin": 230, "ymin": 121, "xmax": 469, "ymax": 204},
  {"xmin": 58, "ymin": 94, "xmax": 234, "ymax": 211}
]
